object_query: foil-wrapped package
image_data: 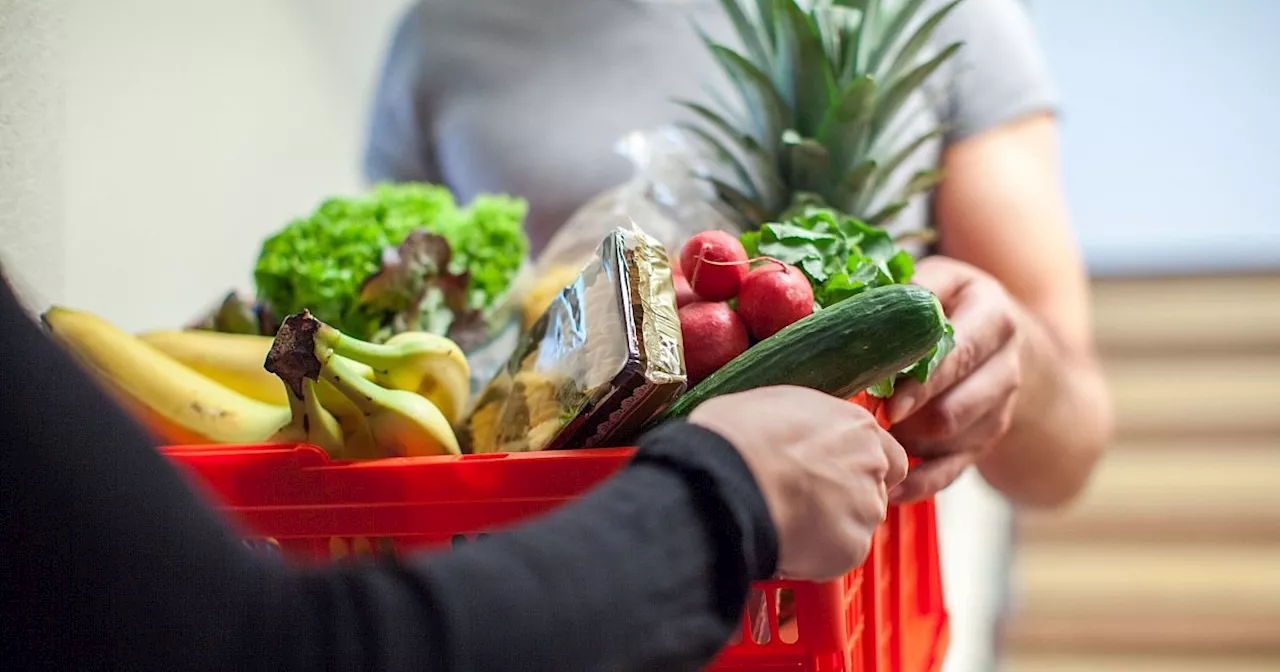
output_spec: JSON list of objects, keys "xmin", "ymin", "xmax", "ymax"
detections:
[{"xmin": 462, "ymin": 224, "xmax": 686, "ymax": 453}]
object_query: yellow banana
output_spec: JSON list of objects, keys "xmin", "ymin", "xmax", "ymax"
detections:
[
  {"xmin": 316, "ymin": 326, "xmax": 471, "ymax": 426},
  {"xmin": 41, "ymin": 307, "xmax": 291, "ymax": 446},
  {"xmin": 265, "ymin": 376, "xmax": 347, "ymax": 457},
  {"xmin": 264, "ymin": 311, "xmax": 459, "ymax": 458},
  {"xmin": 319, "ymin": 353, "xmax": 460, "ymax": 457},
  {"xmin": 139, "ymin": 328, "xmax": 376, "ymax": 430},
  {"xmin": 137, "ymin": 329, "xmax": 290, "ymax": 405}
]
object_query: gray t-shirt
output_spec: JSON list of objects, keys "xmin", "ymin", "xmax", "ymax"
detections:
[{"xmin": 361, "ymin": 0, "xmax": 1059, "ymax": 255}]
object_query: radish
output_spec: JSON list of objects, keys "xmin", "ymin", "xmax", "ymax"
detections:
[
  {"xmin": 737, "ymin": 262, "xmax": 815, "ymax": 340},
  {"xmin": 680, "ymin": 231, "xmax": 749, "ymax": 301},
  {"xmin": 674, "ymin": 275, "xmax": 699, "ymax": 308},
  {"xmin": 672, "ymin": 267, "xmax": 700, "ymax": 308},
  {"xmin": 678, "ymin": 302, "xmax": 750, "ymax": 385}
]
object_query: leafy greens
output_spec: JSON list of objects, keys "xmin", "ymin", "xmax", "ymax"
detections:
[
  {"xmin": 253, "ymin": 183, "xmax": 528, "ymax": 346},
  {"xmin": 741, "ymin": 206, "xmax": 954, "ymax": 397}
]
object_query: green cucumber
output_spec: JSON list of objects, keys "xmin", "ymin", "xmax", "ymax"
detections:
[{"xmin": 661, "ymin": 284, "xmax": 948, "ymax": 420}]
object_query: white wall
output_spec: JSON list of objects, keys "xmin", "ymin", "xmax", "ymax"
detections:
[
  {"xmin": 0, "ymin": 0, "xmax": 66, "ymax": 311},
  {"xmin": 1033, "ymin": 0, "xmax": 1280, "ymax": 276},
  {"xmin": 57, "ymin": 0, "xmax": 413, "ymax": 331}
]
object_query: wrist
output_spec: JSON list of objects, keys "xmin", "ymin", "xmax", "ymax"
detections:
[
  {"xmin": 980, "ymin": 305, "xmax": 1113, "ymax": 507},
  {"xmin": 634, "ymin": 421, "xmax": 780, "ymax": 582}
]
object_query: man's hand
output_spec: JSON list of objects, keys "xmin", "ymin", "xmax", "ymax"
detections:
[
  {"xmin": 689, "ymin": 386, "xmax": 908, "ymax": 581},
  {"xmin": 886, "ymin": 256, "xmax": 1024, "ymax": 504}
]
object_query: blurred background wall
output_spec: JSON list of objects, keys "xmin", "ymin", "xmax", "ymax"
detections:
[
  {"xmin": 20, "ymin": 0, "xmax": 414, "ymax": 329},
  {"xmin": 1011, "ymin": 2, "xmax": 1280, "ymax": 671},
  {"xmin": 1, "ymin": 0, "xmax": 1276, "ymax": 670},
  {"xmin": 1035, "ymin": 0, "xmax": 1280, "ymax": 277}
]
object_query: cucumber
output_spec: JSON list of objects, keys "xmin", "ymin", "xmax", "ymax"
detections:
[{"xmin": 661, "ymin": 284, "xmax": 947, "ymax": 420}]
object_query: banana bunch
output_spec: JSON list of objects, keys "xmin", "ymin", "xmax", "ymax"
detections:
[{"xmin": 41, "ymin": 306, "xmax": 468, "ymax": 458}]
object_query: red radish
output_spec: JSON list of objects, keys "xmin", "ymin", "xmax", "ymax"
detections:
[
  {"xmin": 737, "ymin": 262, "xmax": 815, "ymax": 340},
  {"xmin": 678, "ymin": 302, "xmax": 750, "ymax": 385},
  {"xmin": 672, "ymin": 268, "xmax": 700, "ymax": 308},
  {"xmin": 680, "ymin": 231, "xmax": 749, "ymax": 301}
]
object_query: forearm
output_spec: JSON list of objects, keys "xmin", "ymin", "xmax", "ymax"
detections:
[
  {"xmin": 274, "ymin": 429, "xmax": 773, "ymax": 672},
  {"xmin": 342, "ymin": 428, "xmax": 775, "ymax": 672},
  {"xmin": 977, "ymin": 306, "xmax": 1113, "ymax": 508}
]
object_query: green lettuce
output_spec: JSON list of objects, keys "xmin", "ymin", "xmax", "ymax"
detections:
[{"xmin": 253, "ymin": 183, "xmax": 528, "ymax": 346}]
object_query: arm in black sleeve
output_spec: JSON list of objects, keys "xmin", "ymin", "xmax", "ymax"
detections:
[{"xmin": 0, "ymin": 275, "xmax": 777, "ymax": 672}]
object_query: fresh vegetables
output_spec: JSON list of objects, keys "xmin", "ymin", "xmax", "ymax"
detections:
[
  {"xmin": 741, "ymin": 206, "xmax": 954, "ymax": 394},
  {"xmin": 736, "ymin": 262, "xmax": 815, "ymax": 340},
  {"xmin": 253, "ymin": 183, "xmax": 529, "ymax": 348},
  {"xmin": 678, "ymin": 302, "xmax": 751, "ymax": 385},
  {"xmin": 741, "ymin": 206, "xmax": 913, "ymax": 303},
  {"xmin": 661, "ymin": 0, "xmax": 961, "ymax": 409},
  {"xmin": 662, "ymin": 284, "xmax": 949, "ymax": 420},
  {"xmin": 672, "ymin": 268, "xmax": 700, "ymax": 308},
  {"xmin": 674, "ymin": 234, "xmax": 815, "ymax": 384},
  {"xmin": 680, "ymin": 230, "xmax": 750, "ymax": 301}
]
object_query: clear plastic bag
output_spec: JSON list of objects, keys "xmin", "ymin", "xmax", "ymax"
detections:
[
  {"xmin": 539, "ymin": 125, "xmax": 742, "ymax": 267},
  {"xmin": 520, "ymin": 125, "xmax": 744, "ymax": 330}
]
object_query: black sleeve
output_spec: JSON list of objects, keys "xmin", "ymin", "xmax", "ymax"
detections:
[{"xmin": 0, "ymin": 275, "xmax": 778, "ymax": 672}]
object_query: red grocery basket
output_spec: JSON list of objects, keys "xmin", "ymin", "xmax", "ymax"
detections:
[{"xmin": 161, "ymin": 392, "xmax": 948, "ymax": 672}]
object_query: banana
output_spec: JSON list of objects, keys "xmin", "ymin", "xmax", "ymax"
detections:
[
  {"xmin": 316, "ymin": 325, "xmax": 471, "ymax": 426},
  {"xmin": 138, "ymin": 329, "xmax": 290, "ymax": 405},
  {"xmin": 41, "ymin": 307, "xmax": 291, "ymax": 446},
  {"xmin": 265, "ymin": 375, "xmax": 347, "ymax": 457},
  {"xmin": 320, "ymin": 354, "xmax": 460, "ymax": 457},
  {"xmin": 265, "ymin": 311, "xmax": 461, "ymax": 457},
  {"xmin": 139, "ymin": 328, "xmax": 376, "ymax": 431}
]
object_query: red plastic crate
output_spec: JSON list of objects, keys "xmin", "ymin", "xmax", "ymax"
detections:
[{"xmin": 161, "ymin": 394, "xmax": 948, "ymax": 672}]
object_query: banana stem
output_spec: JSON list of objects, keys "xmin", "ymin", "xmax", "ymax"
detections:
[
  {"xmin": 279, "ymin": 377, "xmax": 337, "ymax": 441},
  {"xmin": 316, "ymin": 325, "xmax": 397, "ymax": 374},
  {"xmin": 318, "ymin": 350, "xmax": 387, "ymax": 417},
  {"xmin": 282, "ymin": 378, "xmax": 309, "ymax": 427}
]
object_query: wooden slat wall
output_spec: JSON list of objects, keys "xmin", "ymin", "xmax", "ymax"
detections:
[{"xmin": 1004, "ymin": 273, "xmax": 1280, "ymax": 672}]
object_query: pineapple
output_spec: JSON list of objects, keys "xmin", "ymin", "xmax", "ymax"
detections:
[{"xmin": 679, "ymin": 0, "xmax": 965, "ymax": 229}]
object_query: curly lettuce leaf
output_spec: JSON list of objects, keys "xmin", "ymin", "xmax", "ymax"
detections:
[
  {"xmin": 359, "ymin": 231, "xmax": 490, "ymax": 351},
  {"xmin": 253, "ymin": 183, "xmax": 528, "ymax": 344}
]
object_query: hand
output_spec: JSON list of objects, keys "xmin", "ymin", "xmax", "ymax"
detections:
[
  {"xmin": 886, "ymin": 256, "xmax": 1024, "ymax": 503},
  {"xmin": 690, "ymin": 386, "xmax": 908, "ymax": 581}
]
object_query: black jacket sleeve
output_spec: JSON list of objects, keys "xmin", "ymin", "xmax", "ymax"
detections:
[{"xmin": 0, "ymin": 276, "xmax": 778, "ymax": 672}]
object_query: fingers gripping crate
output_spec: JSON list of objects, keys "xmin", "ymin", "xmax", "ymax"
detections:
[{"xmin": 161, "ymin": 395, "xmax": 949, "ymax": 672}]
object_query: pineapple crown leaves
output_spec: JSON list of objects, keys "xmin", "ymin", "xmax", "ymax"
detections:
[{"xmin": 680, "ymin": 0, "xmax": 967, "ymax": 228}]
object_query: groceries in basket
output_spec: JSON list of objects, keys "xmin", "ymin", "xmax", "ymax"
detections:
[
  {"xmin": 196, "ymin": 182, "xmax": 531, "ymax": 356},
  {"xmin": 520, "ymin": 125, "xmax": 745, "ymax": 330},
  {"xmin": 42, "ymin": 303, "xmax": 469, "ymax": 460},
  {"xmin": 462, "ymin": 225, "xmax": 686, "ymax": 454}
]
